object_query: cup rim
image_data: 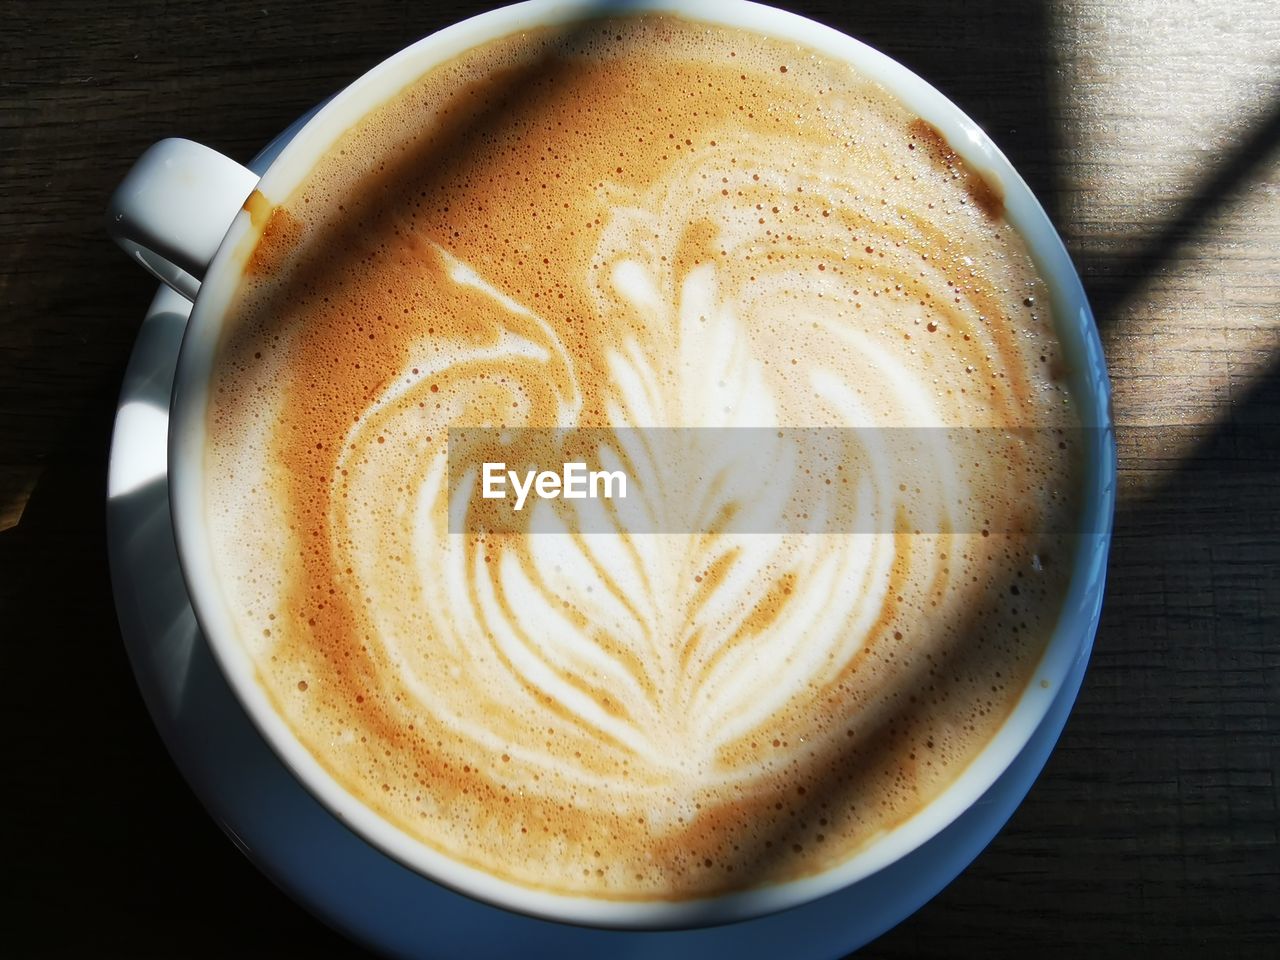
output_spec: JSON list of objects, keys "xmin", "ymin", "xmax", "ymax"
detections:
[{"xmin": 168, "ymin": 0, "xmax": 1116, "ymax": 929}]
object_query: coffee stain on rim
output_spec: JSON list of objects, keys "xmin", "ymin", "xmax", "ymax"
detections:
[
  {"xmin": 907, "ymin": 118, "xmax": 1004, "ymax": 221},
  {"xmin": 241, "ymin": 190, "xmax": 304, "ymax": 276},
  {"xmin": 242, "ymin": 188, "xmax": 273, "ymax": 228}
]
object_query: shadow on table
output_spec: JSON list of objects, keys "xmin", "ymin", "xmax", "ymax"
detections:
[{"xmin": 1082, "ymin": 94, "xmax": 1280, "ymax": 328}]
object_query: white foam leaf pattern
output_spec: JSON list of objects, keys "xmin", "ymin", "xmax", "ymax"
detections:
[{"xmin": 329, "ymin": 139, "xmax": 967, "ymax": 796}]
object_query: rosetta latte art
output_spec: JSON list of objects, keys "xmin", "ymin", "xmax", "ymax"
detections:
[
  {"xmin": 207, "ymin": 17, "xmax": 1080, "ymax": 899},
  {"xmin": 336, "ymin": 131, "xmax": 970, "ymax": 794}
]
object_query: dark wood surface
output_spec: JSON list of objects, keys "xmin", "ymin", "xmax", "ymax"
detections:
[{"xmin": 3, "ymin": 1, "xmax": 1277, "ymax": 956}]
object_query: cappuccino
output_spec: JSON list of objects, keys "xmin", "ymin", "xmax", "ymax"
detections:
[{"xmin": 205, "ymin": 15, "xmax": 1080, "ymax": 902}]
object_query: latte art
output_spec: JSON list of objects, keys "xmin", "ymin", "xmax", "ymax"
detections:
[{"xmin": 207, "ymin": 16, "xmax": 1081, "ymax": 900}]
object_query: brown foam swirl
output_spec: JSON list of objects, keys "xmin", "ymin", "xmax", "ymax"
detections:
[{"xmin": 206, "ymin": 16, "xmax": 1081, "ymax": 899}]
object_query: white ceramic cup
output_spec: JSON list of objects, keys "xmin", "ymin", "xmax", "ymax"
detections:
[{"xmin": 108, "ymin": 0, "xmax": 1115, "ymax": 929}]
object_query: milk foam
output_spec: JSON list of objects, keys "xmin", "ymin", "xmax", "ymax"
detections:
[{"xmin": 206, "ymin": 16, "xmax": 1080, "ymax": 899}]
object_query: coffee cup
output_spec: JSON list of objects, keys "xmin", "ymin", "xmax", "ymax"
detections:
[{"xmin": 108, "ymin": 0, "xmax": 1114, "ymax": 929}]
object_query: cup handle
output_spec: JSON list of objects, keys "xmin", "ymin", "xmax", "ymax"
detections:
[{"xmin": 107, "ymin": 138, "xmax": 260, "ymax": 300}]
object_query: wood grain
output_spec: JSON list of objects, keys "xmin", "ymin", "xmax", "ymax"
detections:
[{"xmin": 2, "ymin": 0, "xmax": 1276, "ymax": 956}]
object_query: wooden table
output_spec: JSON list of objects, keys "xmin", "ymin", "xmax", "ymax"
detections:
[{"xmin": 3, "ymin": 1, "xmax": 1276, "ymax": 955}]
